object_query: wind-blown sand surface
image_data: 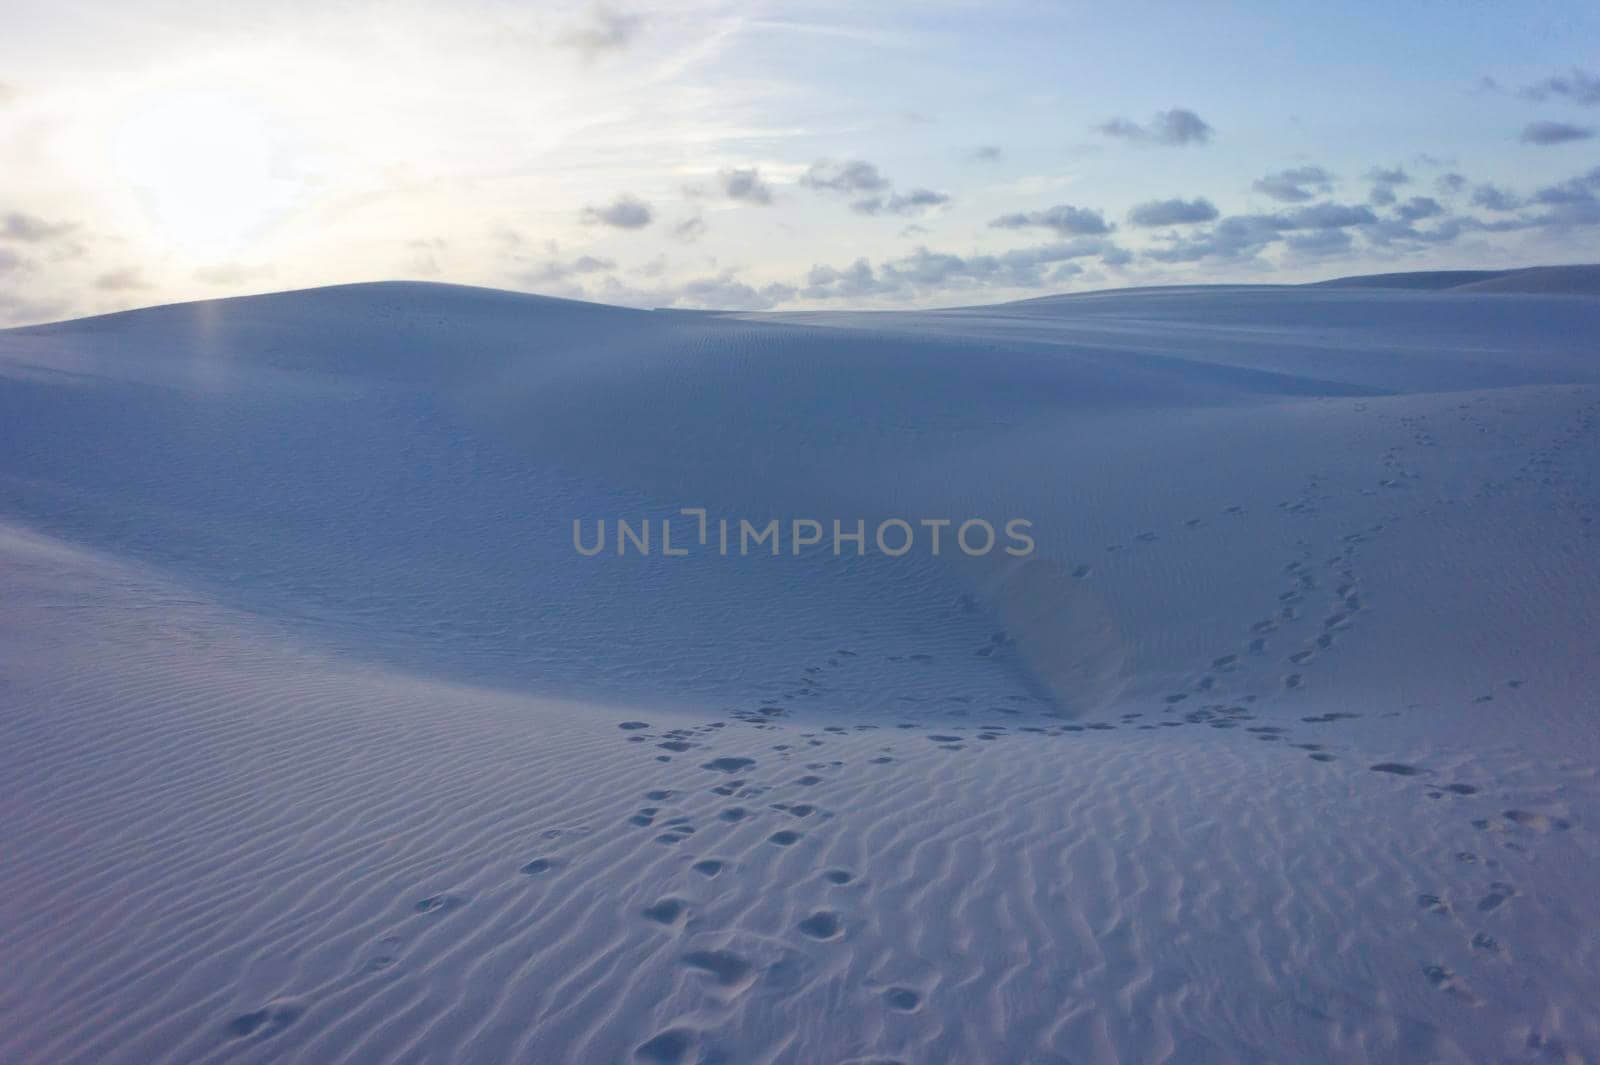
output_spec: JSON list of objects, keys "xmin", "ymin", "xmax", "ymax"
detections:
[{"xmin": 2, "ymin": 279, "xmax": 1598, "ymax": 1064}]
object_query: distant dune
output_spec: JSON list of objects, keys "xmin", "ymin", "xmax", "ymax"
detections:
[
  {"xmin": 3, "ymin": 277, "xmax": 1599, "ymax": 1064},
  {"xmin": 1312, "ymin": 263, "xmax": 1600, "ymax": 294}
]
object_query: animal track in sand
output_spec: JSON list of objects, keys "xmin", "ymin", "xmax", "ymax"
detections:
[
  {"xmin": 703, "ymin": 757, "xmax": 755, "ymax": 773},
  {"xmin": 643, "ymin": 898, "xmax": 688, "ymax": 925},
  {"xmin": 796, "ymin": 911, "xmax": 843, "ymax": 939},
  {"xmin": 225, "ymin": 1001, "xmax": 304, "ymax": 1040},
  {"xmin": 1370, "ymin": 763, "xmax": 1425, "ymax": 776},
  {"xmin": 768, "ymin": 830, "xmax": 803, "ymax": 846},
  {"xmin": 682, "ymin": 949, "xmax": 754, "ymax": 988},
  {"xmin": 884, "ymin": 987, "xmax": 922, "ymax": 1011},
  {"xmin": 414, "ymin": 893, "xmax": 467, "ymax": 915},
  {"xmin": 634, "ymin": 1027, "xmax": 697, "ymax": 1063}
]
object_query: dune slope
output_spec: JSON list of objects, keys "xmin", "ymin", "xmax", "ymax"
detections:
[{"xmin": 2, "ymin": 280, "xmax": 1598, "ymax": 1064}]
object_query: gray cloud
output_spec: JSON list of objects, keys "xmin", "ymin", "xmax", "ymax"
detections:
[
  {"xmin": 581, "ymin": 195, "xmax": 654, "ymax": 229},
  {"xmin": 1128, "ymin": 197, "xmax": 1219, "ymax": 226},
  {"xmin": 520, "ymin": 254, "xmax": 617, "ymax": 284},
  {"xmin": 1520, "ymin": 68, "xmax": 1600, "ymax": 106},
  {"xmin": 800, "ymin": 159, "xmax": 891, "ymax": 194},
  {"xmin": 1145, "ymin": 202, "xmax": 1377, "ymax": 263},
  {"xmin": 1365, "ymin": 166, "xmax": 1409, "ymax": 206},
  {"xmin": 1283, "ymin": 229, "xmax": 1353, "ymax": 257},
  {"xmin": 562, "ymin": 5, "xmax": 643, "ymax": 60},
  {"xmin": 1253, "ymin": 166, "xmax": 1334, "ymax": 203},
  {"xmin": 719, "ymin": 167, "xmax": 774, "ymax": 205},
  {"xmin": 592, "ymin": 271, "xmax": 796, "ymax": 312},
  {"xmin": 1520, "ymin": 120, "xmax": 1594, "ymax": 145},
  {"xmin": 3, "ymin": 212, "xmax": 76, "ymax": 242},
  {"xmin": 1436, "ymin": 172, "xmax": 1467, "ymax": 195},
  {"xmin": 1470, "ymin": 184, "xmax": 1521, "ymax": 211},
  {"xmin": 989, "ymin": 204, "xmax": 1112, "ymax": 236},
  {"xmin": 802, "ymin": 238, "xmax": 1120, "ymax": 301},
  {"xmin": 670, "ymin": 215, "xmax": 707, "ymax": 242},
  {"xmin": 1097, "ymin": 108, "xmax": 1213, "ymax": 146},
  {"xmin": 1393, "ymin": 196, "xmax": 1444, "ymax": 223},
  {"xmin": 93, "ymin": 268, "xmax": 151, "ymax": 291},
  {"xmin": 852, "ymin": 188, "xmax": 950, "ymax": 216},
  {"xmin": 966, "ymin": 145, "xmax": 1003, "ymax": 162}
]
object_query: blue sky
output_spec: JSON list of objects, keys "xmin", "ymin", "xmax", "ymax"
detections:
[{"xmin": 1, "ymin": 0, "xmax": 1597, "ymax": 322}]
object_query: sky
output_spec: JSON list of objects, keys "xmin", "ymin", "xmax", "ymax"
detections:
[{"xmin": 2, "ymin": 0, "xmax": 1599, "ymax": 324}]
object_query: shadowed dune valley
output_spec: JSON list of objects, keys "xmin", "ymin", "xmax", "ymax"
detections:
[{"xmin": 3, "ymin": 276, "xmax": 1599, "ymax": 1065}]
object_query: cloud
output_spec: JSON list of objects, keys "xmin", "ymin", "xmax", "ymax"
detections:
[
  {"xmin": 2, "ymin": 212, "xmax": 76, "ymax": 243},
  {"xmin": 1393, "ymin": 196, "xmax": 1444, "ymax": 223},
  {"xmin": 1435, "ymin": 172, "xmax": 1467, "ymax": 195},
  {"xmin": 1469, "ymin": 184, "xmax": 1521, "ymax": 211},
  {"xmin": 194, "ymin": 263, "xmax": 278, "ymax": 285},
  {"xmin": 1097, "ymin": 108, "xmax": 1213, "ymax": 146},
  {"xmin": 1529, "ymin": 165, "xmax": 1600, "ymax": 206},
  {"xmin": 852, "ymin": 188, "xmax": 950, "ymax": 216},
  {"xmin": 592, "ymin": 271, "xmax": 797, "ymax": 311},
  {"xmin": 1253, "ymin": 166, "xmax": 1334, "ymax": 203},
  {"xmin": 718, "ymin": 167, "xmax": 774, "ymax": 205},
  {"xmin": 1520, "ymin": 120, "xmax": 1594, "ymax": 145},
  {"xmin": 1365, "ymin": 166, "xmax": 1410, "ymax": 206},
  {"xmin": 1144, "ymin": 202, "xmax": 1377, "ymax": 263},
  {"xmin": 989, "ymin": 203, "xmax": 1112, "ymax": 236},
  {"xmin": 966, "ymin": 145, "xmax": 1003, "ymax": 162},
  {"xmin": 1127, "ymin": 197, "xmax": 1219, "ymax": 226},
  {"xmin": 93, "ymin": 268, "xmax": 150, "ymax": 291},
  {"xmin": 1283, "ymin": 229, "xmax": 1353, "ymax": 257},
  {"xmin": 669, "ymin": 215, "xmax": 707, "ymax": 242},
  {"xmin": 800, "ymin": 159, "xmax": 890, "ymax": 194},
  {"xmin": 562, "ymin": 5, "xmax": 643, "ymax": 60},
  {"xmin": 581, "ymin": 195, "xmax": 654, "ymax": 229},
  {"xmin": 519, "ymin": 254, "xmax": 617, "ymax": 284},
  {"xmin": 801, "ymin": 238, "xmax": 1121, "ymax": 301},
  {"xmin": 1520, "ymin": 68, "xmax": 1600, "ymax": 106}
]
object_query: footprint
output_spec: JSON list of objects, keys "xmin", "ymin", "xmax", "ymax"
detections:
[
  {"xmin": 225, "ymin": 1001, "xmax": 304, "ymax": 1040},
  {"xmin": 691, "ymin": 859, "xmax": 725, "ymax": 878},
  {"xmin": 1504, "ymin": 809, "xmax": 1571, "ymax": 832},
  {"xmin": 1417, "ymin": 893, "xmax": 1451, "ymax": 916},
  {"xmin": 519, "ymin": 858, "xmax": 559, "ymax": 876},
  {"xmin": 414, "ymin": 893, "xmax": 466, "ymax": 915},
  {"xmin": 634, "ymin": 1027, "xmax": 697, "ymax": 1064},
  {"xmin": 797, "ymin": 911, "xmax": 843, "ymax": 940},
  {"xmin": 643, "ymin": 898, "xmax": 688, "ymax": 925},
  {"xmin": 884, "ymin": 987, "xmax": 922, "ymax": 1011},
  {"xmin": 768, "ymin": 830, "xmax": 803, "ymax": 846},
  {"xmin": 823, "ymin": 869, "xmax": 854, "ymax": 885},
  {"xmin": 1477, "ymin": 883, "xmax": 1516, "ymax": 912},
  {"xmin": 619, "ymin": 722, "xmax": 651, "ymax": 731},
  {"xmin": 682, "ymin": 950, "xmax": 753, "ymax": 988},
  {"xmin": 702, "ymin": 757, "xmax": 755, "ymax": 773},
  {"xmin": 1370, "ymin": 763, "xmax": 1424, "ymax": 776}
]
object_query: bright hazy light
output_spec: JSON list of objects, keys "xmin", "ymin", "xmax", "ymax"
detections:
[{"xmin": 113, "ymin": 88, "xmax": 299, "ymax": 257}]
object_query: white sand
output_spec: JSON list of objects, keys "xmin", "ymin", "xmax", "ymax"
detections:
[{"xmin": 2, "ymin": 279, "xmax": 1598, "ymax": 1064}]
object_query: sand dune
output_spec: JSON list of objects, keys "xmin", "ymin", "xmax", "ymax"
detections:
[{"xmin": 2, "ymin": 279, "xmax": 1598, "ymax": 1063}]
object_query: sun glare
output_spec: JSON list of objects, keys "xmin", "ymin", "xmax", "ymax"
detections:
[{"xmin": 113, "ymin": 88, "xmax": 299, "ymax": 257}]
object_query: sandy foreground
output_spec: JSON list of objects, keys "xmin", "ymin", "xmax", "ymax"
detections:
[{"xmin": 2, "ymin": 279, "xmax": 1598, "ymax": 1064}]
